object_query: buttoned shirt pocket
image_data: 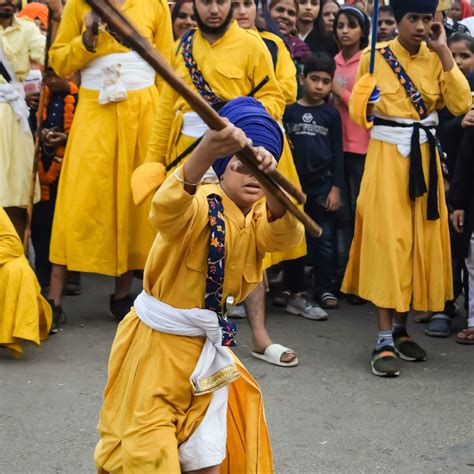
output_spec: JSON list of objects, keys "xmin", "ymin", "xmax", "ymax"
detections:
[{"xmin": 420, "ymin": 77, "xmax": 442, "ymax": 110}]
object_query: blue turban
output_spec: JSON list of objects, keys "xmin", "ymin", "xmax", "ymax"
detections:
[
  {"xmin": 212, "ymin": 97, "xmax": 284, "ymax": 179},
  {"xmin": 390, "ymin": 0, "xmax": 439, "ymax": 23}
]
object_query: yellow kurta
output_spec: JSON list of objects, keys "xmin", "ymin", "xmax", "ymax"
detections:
[
  {"xmin": 95, "ymin": 169, "xmax": 304, "ymax": 473},
  {"xmin": 341, "ymin": 39, "xmax": 471, "ymax": 312},
  {"xmin": 145, "ymin": 21, "xmax": 285, "ymax": 169},
  {"xmin": 0, "ymin": 209, "xmax": 51, "ymax": 358},
  {"xmin": 48, "ymin": 0, "xmax": 173, "ymax": 276},
  {"xmin": 0, "ymin": 16, "xmax": 43, "ymax": 208}
]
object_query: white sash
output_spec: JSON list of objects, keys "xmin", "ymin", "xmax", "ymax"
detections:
[
  {"xmin": 81, "ymin": 52, "xmax": 155, "ymax": 104},
  {"xmin": 371, "ymin": 111, "xmax": 439, "ymax": 157},
  {"xmin": 133, "ymin": 290, "xmax": 240, "ymax": 395}
]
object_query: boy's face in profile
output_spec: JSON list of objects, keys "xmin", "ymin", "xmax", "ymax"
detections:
[
  {"xmin": 449, "ymin": 40, "xmax": 474, "ymax": 76},
  {"xmin": 300, "ymin": 71, "xmax": 332, "ymax": 104}
]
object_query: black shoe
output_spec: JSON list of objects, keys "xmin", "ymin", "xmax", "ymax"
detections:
[
  {"xmin": 393, "ymin": 329, "xmax": 427, "ymax": 362},
  {"xmin": 48, "ymin": 299, "xmax": 67, "ymax": 334},
  {"xmin": 347, "ymin": 294, "xmax": 367, "ymax": 305},
  {"xmin": 371, "ymin": 345, "xmax": 401, "ymax": 377},
  {"xmin": 64, "ymin": 271, "xmax": 82, "ymax": 296},
  {"xmin": 109, "ymin": 294, "xmax": 134, "ymax": 322}
]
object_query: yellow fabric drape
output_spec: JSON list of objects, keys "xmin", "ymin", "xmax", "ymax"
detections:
[{"xmin": 0, "ymin": 209, "xmax": 51, "ymax": 358}]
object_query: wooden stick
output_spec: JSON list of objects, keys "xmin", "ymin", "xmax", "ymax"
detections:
[
  {"xmin": 86, "ymin": 0, "xmax": 323, "ymax": 237},
  {"xmin": 23, "ymin": 8, "xmax": 54, "ymax": 252}
]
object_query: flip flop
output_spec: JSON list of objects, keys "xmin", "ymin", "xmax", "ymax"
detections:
[
  {"xmin": 455, "ymin": 327, "xmax": 474, "ymax": 345},
  {"xmin": 425, "ymin": 313, "xmax": 451, "ymax": 338},
  {"xmin": 251, "ymin": 343, "xmax": 299, "ymax": 367}
]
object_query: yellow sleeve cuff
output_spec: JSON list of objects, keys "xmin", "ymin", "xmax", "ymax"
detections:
[{"xmin": 349, "ymin": 73, "xmax": 377, "ymax": 130}]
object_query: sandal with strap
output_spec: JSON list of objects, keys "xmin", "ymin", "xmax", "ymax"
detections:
[
  {"xmin": 320, "ymin": 292, "xmax": 338, "ymax": 309},
  {"xmin": 455, "ymin": 327, "xmax": 474, "ymax": 345}
]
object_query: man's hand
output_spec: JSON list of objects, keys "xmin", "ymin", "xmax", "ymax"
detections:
[
  {"xmin": 462, "ymin": 110, "xmax": 474, "ymax": 128},
  {"xmin": 42, "ymin": 128, "xmax": 68, "ymax": 148},
  {"xmin": 326, "ymin": 186, "xmax": 341, "ymax": 211},
  {"xmin": 83, "ymin": 12, "xmax": 100, "ymax": 51},
  {"xmin": 26, "ymin": 92, "xmax": 40, "ymax": 110},
  {"xmin": 452, "ymin": 209, "xmax": 465, "ymax": 233}
]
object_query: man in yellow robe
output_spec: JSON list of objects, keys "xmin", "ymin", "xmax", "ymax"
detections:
[
  {"xmin": 46, "ymin": 0, "xmax": 174, "ymax": 329},
  {"xmin": 0, "ymin": 0, "xmax": 45, "ymax": 238}
]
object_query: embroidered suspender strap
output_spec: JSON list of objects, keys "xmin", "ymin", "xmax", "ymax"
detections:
[
  {"xmin": 374, "ymin": 117, "xmax": 439, "ymax": 220},
  {"xmin": 379, "ymin": 46, "xmax": 429, "ymax": 120},
  {"xmin": 205, "ymin": 195, "xmax": 237, "ymax": 346},
  {"xmin": 181, "ymin": 30, "xmax": 222, "ymax": 106}
]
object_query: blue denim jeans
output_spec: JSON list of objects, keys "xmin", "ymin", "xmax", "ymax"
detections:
[{"xmin": 305, "ymin": 185, "xmax": 337, "ymax": 297}]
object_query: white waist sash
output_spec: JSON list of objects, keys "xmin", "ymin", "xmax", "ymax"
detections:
[
  {"xmin": 81, "ymin": 52, "xmax": 155, "ymax": 104},
  {"xmin": 371, "ymin": 111, "xmax": 439, "ymax": 157},
  {"xmin": 0, "ymin": 83, "xmax": 30, "ymax": 133},
  {"xmin": 182, "ymin": 111, "xmax": 209, "ymax": 138},
  {"xmin": 133, "ymin": 290, "xmax": 240, "ymax": 394}
]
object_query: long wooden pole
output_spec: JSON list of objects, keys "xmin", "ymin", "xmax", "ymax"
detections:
[
  {"xmin": 23, "ymin": 8, "xmax": 54, "ymax": 252},
  {"xmin": 86, "ymin": 0, "xmax": 322, "ymax": 237}
]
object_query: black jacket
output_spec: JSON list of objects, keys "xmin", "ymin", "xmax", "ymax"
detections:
[{"xmin": 449, "ymin": 126, "xmax": 474, "ymax": 258}]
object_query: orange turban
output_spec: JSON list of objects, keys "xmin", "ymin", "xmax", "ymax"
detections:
[{"xmin": 18, "ymin": 2, "xmax": 48, "ymax": 29}]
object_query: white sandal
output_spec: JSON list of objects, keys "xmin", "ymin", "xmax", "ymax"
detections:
[{"xmin": 251, "ymin": 343, "xmax": 299, "ymax": 367}]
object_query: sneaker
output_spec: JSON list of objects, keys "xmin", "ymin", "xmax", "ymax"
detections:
[
  {"xmin": 227, "ymin": 303, "xmax": 247, "ymax": 319},
  {"xmin": 371, "ymin": 345, "xmax": 401, "ymax": 377},
  {"xmin": 393, "ymin": 330, "xmax": 427, "ymax": 361},
  {"xmin": 285, "ymin": 293, "xmax": 328, "ymax": 321},
  {"xmin": 48, "ymin": 299, "xmax": 67, "ymax": 334},
  {"xmin": 109, "ymin": 294, "xmax": 134, "ymax": 322},
  {"xmin": 64, "ymin": 271, "xmax": 82, "ymax": 296},
  {"xmin": 272, "ymin": 290, "xmax": 291, "ymax": 307}
]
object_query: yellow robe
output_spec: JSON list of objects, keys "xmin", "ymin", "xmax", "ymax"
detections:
[
  {"xmin": 0, "ymin": 16, "xmax": 43, "ymax": 208},
  {"xmin": 48, "ymin": 0, "xmax": 173, "ymax": 276},
  {"xmin": 0, "ymin": 209, "xmax": 51, "ymax": 358},
  {"xmin": 341, "ymin": 39, "xmax": 471, "ymax": 312},
  {"xmin": 94, "ymin": 169, "xmax": 304, "ymax": 473},
  {"xmin": 145, "ymin": 21, "xmax": 285, "ymax": 169}
]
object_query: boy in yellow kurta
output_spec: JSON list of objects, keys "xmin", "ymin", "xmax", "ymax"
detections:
[
  {"xmin": 46, "ymin": 0, "xmax": 174, "ymax": 327},
  {"xmin": 95, "ymin": 97, "xmax": 304, "ymax": 473},
  {"xmin": 341, "ymin": 0, "xmax": 472, "ymax": 377},
  {"xmin": 0, "ymin": 209, "xmax": 51, "ymax": 359}
]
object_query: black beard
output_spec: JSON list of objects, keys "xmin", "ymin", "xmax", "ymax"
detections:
[
  {"xmin": 0, "ymin": 11, "xmax": 14, "ymax": 19},
  {"xmin": 193, "ymin": 3, "xmax": 234, "ymax": 36}
]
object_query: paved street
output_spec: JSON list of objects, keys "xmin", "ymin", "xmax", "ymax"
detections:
[{"xmin": 1, "ymin": 273, "xmax": 474, "ymax": 473}]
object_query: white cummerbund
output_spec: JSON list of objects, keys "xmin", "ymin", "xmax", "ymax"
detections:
[{"xmin": 81, "ymin": 51, "xmax": 155, "ymax": 91}]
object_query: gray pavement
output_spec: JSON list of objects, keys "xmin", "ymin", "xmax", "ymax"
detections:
[{"xmin": 1, "ymin": 273, "xmax": 474, "ymax": 473}]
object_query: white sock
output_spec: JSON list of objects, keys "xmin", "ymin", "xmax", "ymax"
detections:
[{"xmin": 376, "ymin": 330, "xmax": 394, "ymax": 350}]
